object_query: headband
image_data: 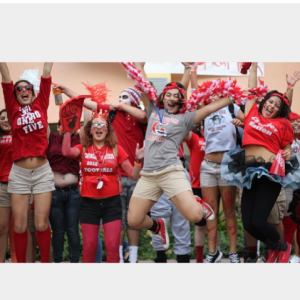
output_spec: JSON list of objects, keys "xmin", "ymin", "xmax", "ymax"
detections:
[
  {"xmin": 289, "ymin": 112, "xmax": 300, "ymax": 121},
  {"xmin": 270, "ymin": 92, "xmax": 289, "ymax": 106},
  {"xmin": 162, "ymin": 82, "xmax": 186, "ymax": 99}
]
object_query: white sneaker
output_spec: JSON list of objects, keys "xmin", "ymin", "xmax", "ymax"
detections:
[{"xmin": 289, "ymin": 255, "xmax": 300, "ymax": 263}]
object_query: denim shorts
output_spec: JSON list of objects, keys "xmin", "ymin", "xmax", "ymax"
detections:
[
  {"xmin": 80, "ymin": 195, "xmax": 122, "ymax": 225},
  {"xmin": 8, "ymin": 162, "xmax": 55, "ymax": 194}
]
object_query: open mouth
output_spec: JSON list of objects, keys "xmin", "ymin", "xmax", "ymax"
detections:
[
  {"xmin": 21, "ymin": 94, "xmax": 29, "ymax": 101},
  {"xmin": 95, "ymin": 130, "xmax": 103, "ymax": 137},
  {"xmin": 265, "ymin": 108, "xmax": 273, "ymax": 117}
]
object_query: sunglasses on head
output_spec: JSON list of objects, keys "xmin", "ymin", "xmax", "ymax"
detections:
[
  {"xmin": 15, "ymin": 85, "xmax": 33, "ymax": 92},
  {"xmin": 91, "ymin": 123, "xmax": 108, "ymax": 129},
  {"xmin": 119, "ymin": 95, "xmax": 129, "ymax": 99}
]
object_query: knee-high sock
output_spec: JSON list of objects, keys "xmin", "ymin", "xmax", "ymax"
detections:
[
  {"xmin": 195, "ymin": 246, "xmax": 204, "ymax": 263},
  {"xmin": 36, "ymin": 226, "xmax": 51, "ymax": 263},
  {"xmin": 104, "ymin": 220, "xmax": 121, "ymax": 263},
  {"xmin": 81, "ymin": 223, "xmax": 99, "ymax": 263},
  {"xmin": 129, "ymin": 246, "xmax": 138, "ymax": 263},
  {"xmin": 9, "ymin": 215, "xmax": 17, "ymax": 263},
  {"xmin": 282, "ymin": 216, "xmax": 297, "ymax": 245},
  {"xmin": 13, "ymin": 230, "xmax": 27, "ymax": 263}
]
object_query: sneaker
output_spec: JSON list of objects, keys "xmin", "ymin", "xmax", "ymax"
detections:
[
  {"xmin": 278, "ymin": 242, "xmax": 292, "ymax": 263},
  {"xmin": 229, "ymin": 252, "xmax": 240, "ymax": 263},
  {"xmin": 266, "ymin": 249, "xmax": 278, "ymax": 263},
  {"xmin": 246, "ymin": 255, "xmax": 258, "ymax": 263},
  {"xmin": 154, "ymin": 218, "xmax": 169, "ymax": 250},
  {"xmin": 206, "ymin": 250, "xmax": 223, "ymax": 263},
  {"xmin": 289, "ymin": 255, "xmax": 300, "ymax": 263},
  {"xmin": 195, "ymin": 196, "xmax": 215, "ymax": 221}
]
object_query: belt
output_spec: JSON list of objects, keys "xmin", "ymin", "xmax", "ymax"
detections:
[
  {"xmin": 204, "ymin": 158, "xmax": 221, "ymax": 165},
  {"xmin": 0, "ymin": 181, "xmax": 8, "ymax": 184},
  {"xmin": 55, "ymin": 184, "xmax": 78, "ymax": 191}
]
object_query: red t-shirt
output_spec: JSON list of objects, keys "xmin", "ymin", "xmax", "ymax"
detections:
[
  {"xmin": 97, "ymin": 103, "xmax": 146, "ymax": 177},
  {"xmin": 75, "ymin": 144, "xmax": 128, "ymax": 198},
  {"xmin": 47, "ymin": 132, "xmax": 80, "ymax": 175},
  {"xmin": 0, "ymin": 134, "xmax": 13, "ymax": 182},
  {"xmin": 185, "ymin": 133, "xmax": 206, "ymax": 188},
  {"xmin": 243, "ymin": 104, "xmax": 293, "ymax": 154},
  {"xmin": 1, "ymin": 77, "xmax": 51, "ymax": 161}
]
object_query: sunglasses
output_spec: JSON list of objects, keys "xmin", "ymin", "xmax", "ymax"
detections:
[
  {"xmin": 119, "ymin": 95, "xmax": 129, "ymax": 99},
  {"xmin": 15, "ymin": 85, "xmax": 33, "ymax": 92},
  {"xmin": 91, "ymin": 123, "xmax": 108, "ymax": 129}
]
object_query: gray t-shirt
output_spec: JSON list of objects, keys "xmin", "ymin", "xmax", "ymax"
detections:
[
  {"xmin": 204, "ymin": 104, "xmax": 241, "ymax": 154},
  {"xmin": 143, "ymin": 102, "xmax": 196, "ymax": 172}
]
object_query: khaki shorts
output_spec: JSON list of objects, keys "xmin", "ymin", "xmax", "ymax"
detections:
[
  {"xmin": 267, "ymin": 188, "xmax": 286, "ymax": 225},
  {"xmin": 0, "ymin": 182, "xmax": 11, "ymax": 207},
  {"xmin": 8, "ymin": 162, "xmax": 55, "ymax": 194},
  {"xmin": 200, "ymin": 159, "xmax": 231, "ymax": 188},
  {"xmin": 132, "ymin": 165, "xmax": 192, "ymax": 201}
]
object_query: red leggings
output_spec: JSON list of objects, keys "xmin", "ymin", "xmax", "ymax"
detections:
[
  {"xmin": 81, "ymin": 220, "xmax": 121, "ymax": 263},
  {"xmin": 282, "ymin": 216, "xmax": 300, "ymax": 246}
]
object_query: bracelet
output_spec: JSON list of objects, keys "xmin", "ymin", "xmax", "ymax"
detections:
[
  {"xmin": 184, "ymin": 65, "xmax": 190, "ymax": 69},
  {"xmin": 134, "ymin": 161, "xmax": 142, "ymax": 167},
  {"xmin": 287, "ymin": 85, "xmax": 294, "ymax": 90},
  {"xmin": 191, "ymin": 69, "xmax": 197, "ymax": 73},
  {"xmin": 119, "ymin": 103, "xmax": 123, "ymax": 109}
]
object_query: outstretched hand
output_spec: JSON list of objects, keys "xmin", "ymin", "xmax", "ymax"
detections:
[
  {"xmin": 286, "ymin": 71, "xmax": 300, "ymax": 87},
  {"xmin": 135, "ymin": 143, "xmax": 145, "ymax": 161}
]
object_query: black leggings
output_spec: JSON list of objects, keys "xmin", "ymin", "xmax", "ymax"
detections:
[{"xmin": 241, "ymin": 176, "xmax": 281, "ymax": 243}]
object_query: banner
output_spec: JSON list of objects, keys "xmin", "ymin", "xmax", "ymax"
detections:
[{"xmin": 144, "ymin": 62, "xmax": 264, "ymax": 77}]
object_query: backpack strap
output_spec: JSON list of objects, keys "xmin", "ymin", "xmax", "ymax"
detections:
[{"xmin": 228, "ymin": 103, "xmax": 242, "ymax": 147}]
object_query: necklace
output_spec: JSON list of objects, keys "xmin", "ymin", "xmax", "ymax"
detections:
[{"xmin": 92, "ymin": 144, "xmax": 108, "ymax": 189}]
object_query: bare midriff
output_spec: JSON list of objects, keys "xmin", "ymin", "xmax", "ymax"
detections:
[
  {"xmin": 15, "ymin": 156, "xmax": 48, "ymax": 169},
  {"xmin": 244, "ymin": 145, "xmax": 276, "ymax": 163},
  {"xmin": 53, "ymin": 171, "xmax": 78, "ymax": 187},
  {"xmin": 205, "ymin": 151, "xmax": 227, "ymax": 163}
]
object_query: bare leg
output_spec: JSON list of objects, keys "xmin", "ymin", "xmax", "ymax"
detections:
[{"xmin": 0, "ymin": 207, "xmax": 11, "ymax": 262}]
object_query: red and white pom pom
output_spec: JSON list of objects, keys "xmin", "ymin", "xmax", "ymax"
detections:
[
  {"xmin": 20, "ymin": 69, "xmax": 40, "ymax": 92},
  {"xmin": 248, "ymin": 79, "xmax": 269, "ymax": 99},
  {"xmin": 82, "ymin": 81, "xmax": 111, "ymax": 103},
  {"xmin": 121, "ymin": 62, "xmax": 158, "ymax": 102}
]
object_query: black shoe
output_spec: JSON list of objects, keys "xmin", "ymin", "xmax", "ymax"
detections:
[
  {"xmin": 246, "ymin": 255, "xmax": 258, "ymax": 263},
  {"xmin": 206, "ymin": 250, "xmax": 223, "ymax": 263},
  {"xmin": 154, "ymin": 250, "xmax": 167, "ymax": 263}
]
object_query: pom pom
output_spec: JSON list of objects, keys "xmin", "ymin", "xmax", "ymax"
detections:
[
  {"xmin": 82, "ymin": 81, "xmax": 111, "ymax": 103},
  {"xmin": 19, "ymin": 69, "xmax": 40, "ymax": 92},
  {"xmin": 121, "ymin": 62, "xmax": 158, "ymax": 102},
  {"xmin": 248, "ymin": 79, "xmax": 269, "ymax": 99}
]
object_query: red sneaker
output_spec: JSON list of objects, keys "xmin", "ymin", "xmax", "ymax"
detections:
[
  {"xmin": 195, "ymin": 196, "xmax": 215, "ymax": 221},
  {"xmin": 266, "ymin": 249, "xmax": 278, "ymax": 263},
  {"xmin": 156, "ymin": 218, "xmax": 169, "ymax": 250},
  {"xmin": 278, "ymin": 242, "xmax": 292, "ymax": 263}
]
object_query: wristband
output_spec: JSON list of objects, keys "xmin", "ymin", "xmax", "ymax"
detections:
[
  {"xmin": 184, "ymin": 65, "xmax": 190, "ymax": 69},
  {"xmin": 191, "ymin": 69, "xmax": 197, "ymax": 73},
  {"xmin": 119, "ymin": 103, "xmax": 123, "ymax": 109},
  {"xmin": 134, "ymin": 161, "xmax": 142, "ymax": 167},
  {"xmin": 287, "ymin": 85, "xmax": 294, "ymax": 90}
]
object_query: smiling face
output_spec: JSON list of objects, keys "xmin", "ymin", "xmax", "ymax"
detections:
[
  {"xmin": 119, "ymin": 91, "xmax": 132, "ymax": 106},
  {"xmin": 291, "ymin": 118, "xmax": 300, "ymax": 136},
  {"xmin": 261, "ymin": 96, "xmax": 282, "ymax": 119},
  {"xmin": 163, "ymin": 89, "xmax": 182, "ymax": 114},
  {"xmin": 0, "ymin": 111, "xmax": 11, "ymax": 133},
  {"xmin": 15, "ymin": 81, "xmax": 34, "ymax": 105},
  {"xmin": 90, "ymin": 117, "xmax": 108, "ymax": 143}
]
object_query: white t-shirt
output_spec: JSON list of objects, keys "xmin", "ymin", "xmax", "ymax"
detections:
[{"xmin": 204, "ymin": 104, "xmax": 241, "ymax": 154}]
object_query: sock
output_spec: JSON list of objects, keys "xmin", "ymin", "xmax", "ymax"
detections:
[
  {"xmin": 81, "ymin": 223, "xmax": 100, "ymax": 263},
  {"xmin": 282, "ymin": 216, "xmax": 297, "ymax": 245},
  {"xmin": 119, "ymin": 245, "xmax": 124, "ymax": 263},
  {"xmin": 247, "ymin": 246, "xmax": 257, "ymax": 259},
  {"xmin": 13, "ymin": 230, "xmax": 27, "ymax": 263},
  {"xmin": 103, "ymin": 220, "xmax": 121, "ymax": 263},
  {"xmin": 195, "ymin": 246, "xmax": 204, "ymax": 263},
  {"xmin": 36, "ymin": 226, "xmax": 51, "ymax": 263},
  {"xmin": 149, "ymin": 220, "xmax": 160, "ymax": 233},
  {"xmin": 129, "ymin": 246, "xmax": 138, "ymax": 263}
]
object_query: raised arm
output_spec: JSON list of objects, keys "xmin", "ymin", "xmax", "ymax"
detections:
[
  {"xmin": 286, "ymin": 71, "xmax": 300, "ymax": 106},
  {"xmin": 113, "ymin": 103, "xmax": 147, "ymax": 124},
  {"xmin": 53, "ymin": 84, "xmax": 80, "ymax": 99},
  {"xmin": 0, "ymin": 63, "xmax": 11, "ymax": 83},
  {"xmin": 62, "ymin": 132, "xmax": 81, "ymax": 159},
  {"xmin": 180, "ymin": 63, "xmax": 192, "ymax": 90},
  {"xmin": 42, "ymin": 63, "xmax": 53, "ymax": 78},
  {"xmin": 245, "ymin": 62, "xmax": 258, "ymax": 116},
  {"xmin": 194, "ymin": 97, "xmax": 232, "ymax": 124}
]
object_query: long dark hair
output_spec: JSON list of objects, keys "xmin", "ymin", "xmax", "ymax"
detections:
[{"xmin": 258, "ymin": 90, "xmax": 290, "ymax": 119}]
